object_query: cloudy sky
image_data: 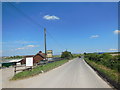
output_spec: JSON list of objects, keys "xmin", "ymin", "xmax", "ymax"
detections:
[{"xmin": 2, "ymin": 2, "xmax": 119, "ymax": 56}]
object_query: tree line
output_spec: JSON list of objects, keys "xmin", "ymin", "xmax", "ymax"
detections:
[{"xmin": 3, "ymin": 56, "xmax": 23, "ymax": 59}]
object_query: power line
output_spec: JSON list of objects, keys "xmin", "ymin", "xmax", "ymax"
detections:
[
  {"xmin": 6, "ymin": 2, "xmax": 66, "ymax": 51},
  {"xmin": 7, "ymin": 2, "xmax": 45, "ymax": 29},
  {"xmin": 46, "ymin": 30, "xmax": 66, "ymax": 50}
]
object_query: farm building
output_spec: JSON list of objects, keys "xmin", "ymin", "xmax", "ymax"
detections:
[
  {"xmin": 1, "ymin": 59, "xmax": 22, "ymax": 67},
  {"xmin": 20, "ymin": 51, "xmax": 45, "ymax": 64}
]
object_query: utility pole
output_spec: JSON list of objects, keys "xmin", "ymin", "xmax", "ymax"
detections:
[{"xmin": 44, "ymin": 28, "xmax": 47, "ymax": 60}]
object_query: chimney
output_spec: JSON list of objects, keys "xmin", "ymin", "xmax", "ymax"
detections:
[{"xmin": 39, "ymin": 51, "xmax": 42, "ymax": 54}]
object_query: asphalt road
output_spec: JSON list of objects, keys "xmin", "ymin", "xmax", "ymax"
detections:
[{"xmin": 3, "ymin": 58, "xmax": 112, "ymax": 88}]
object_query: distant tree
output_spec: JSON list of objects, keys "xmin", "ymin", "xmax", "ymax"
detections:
[
  {"xmin": 84, "ymin": 52, "xmax": 87, "ymax": 55},
  {"xmin": 4, "ymin": 55, "xmax": 23, "ymax": 59},
  {"xmin": 72, "ymin": 54, "xmax": 81, "ymax": 58},
  {"xmin": 61, "ymin": 51, "xmax": 73, "ymax": 59}
]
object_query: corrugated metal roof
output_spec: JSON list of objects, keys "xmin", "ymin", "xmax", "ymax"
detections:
[{"xmin": 9, "ymin": 59, "xmax": 22, "ymax": 62}]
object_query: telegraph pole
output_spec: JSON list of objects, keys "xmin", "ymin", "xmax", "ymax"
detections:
[{"xmin": 44, "ymin": 28, "xmax": 47, "ymax": 60}]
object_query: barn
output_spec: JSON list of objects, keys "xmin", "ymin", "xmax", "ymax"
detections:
[{"xmin": 20, "ymin": 51, "xmax": 45, "ymax": 65}]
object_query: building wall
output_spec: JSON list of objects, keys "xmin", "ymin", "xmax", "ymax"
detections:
[
  {"xmin": 20, "ymin": 55, "xmax": 44, "ymax": 64},
  {"xmin": 33, "ymin": 55, "xmax": 43, "ymax": 63}
]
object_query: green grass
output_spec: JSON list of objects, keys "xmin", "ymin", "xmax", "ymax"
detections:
[
  {"xmin": 53, "ymin": 55, "xmax": 61, "ymax": 57},
  {"xmin": 11, "ymin": 59, "xmax": 69, "ymax": 80},
  {"xmin": 85, "ymin": 59, "xmax": 120, "ymax": 84}
]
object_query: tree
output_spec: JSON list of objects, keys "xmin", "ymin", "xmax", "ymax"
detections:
[
  {"xmin": 61, "ymin": 51, "xmax": 73, "ymax": 59},
  {"xmin": 84, "ymin": 52, "xmax": 87, "ymax": 55}
]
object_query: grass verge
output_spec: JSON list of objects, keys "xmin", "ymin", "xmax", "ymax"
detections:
[
  {"xmin": 11, "ymin": 59, "xmax": 69, "ymax": 80},
  {"xmin": 85, "ymin": 59, "xmax": 120, "ymax": 89}
]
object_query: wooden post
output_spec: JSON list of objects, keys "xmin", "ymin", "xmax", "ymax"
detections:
[
  {"xmin": 14, "ymin": 62, "xmax": 16, "ymax": 75},
  {"xmin": 44, "ymin": 28, "xmax": 47, "ymax": 60}
]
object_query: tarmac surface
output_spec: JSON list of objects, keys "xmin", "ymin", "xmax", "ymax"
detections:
[{"xmin": 2, "ymin": 58, "xmax": 112, "ymax": 88}]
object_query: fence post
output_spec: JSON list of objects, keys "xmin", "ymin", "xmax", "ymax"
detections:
[{"xmin": 14, "ymin": 62, "xmax": 16, "ymax": 75}]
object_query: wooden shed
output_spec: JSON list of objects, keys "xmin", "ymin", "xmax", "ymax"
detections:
[{"xmin": 20, "ymin": 51, "xmax": 45, "ymax": 64}]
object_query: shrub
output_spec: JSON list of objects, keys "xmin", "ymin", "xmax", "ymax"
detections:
[
  {"xmin": 84, "ymin": 53, "xmax": 120, "ymax": 72},
  {"xmin": 61, "ymin": 51, "xmax": 73, "ymax": 59}
]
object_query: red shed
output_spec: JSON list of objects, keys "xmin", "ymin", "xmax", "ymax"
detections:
[{"xmin": 20, "ymin": 51, "xmax": 45, "ymax": 64}]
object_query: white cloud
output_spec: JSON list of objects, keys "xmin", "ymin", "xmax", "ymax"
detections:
[
  {"xmin": 16, "ymin": 45, "xmax": 38, "ymax": 50},
  {"xmin": 113, "ymin": 30, "xmax": 120, "ymax": 34},
  {"xmin": 2, "ymin": 41, "xmax": 38, "ymax": 45},
  {"xmin": 90, "ymin": 35, "xmax": 99, "ymax": 38},
  {"xmin": 43, "ymin": 15, "xmax": 60, "ymax": 20},
  {"xmin": 26, "ymin": 45, "xmax": 36, "ymax": 48},
  {"xmin": 109, "ymin": 48, "xmax": 118, "ymax": 51},
  {"xmin": 16, "ymin": 47, "xmax": 25, "ymax": 50}
]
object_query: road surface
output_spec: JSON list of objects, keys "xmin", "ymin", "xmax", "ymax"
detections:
[{"xmin": 3, "ymin": 58, "xmax": 112, "ymax": 88}]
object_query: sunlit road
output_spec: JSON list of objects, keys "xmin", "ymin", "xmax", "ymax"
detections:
[{"xmin": 3, "ymin": 58, "xmax": 112, "ymax": 88}]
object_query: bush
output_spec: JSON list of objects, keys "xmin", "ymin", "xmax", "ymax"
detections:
[
  {"xmin": 84, "ymin": 53, "xmax": 120, "ymax": 72},
  {"xmin": 72, "ymin": 54, "xmax": 81, "ymax": 58},
  {"xmin": 61, "ymin": 51, "xmax": 73, "ymax": 59}
]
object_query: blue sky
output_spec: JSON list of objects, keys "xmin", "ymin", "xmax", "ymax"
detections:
[{"xmin": 2, "ymin": 2, "xmax": 119, "ymax": 56}]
